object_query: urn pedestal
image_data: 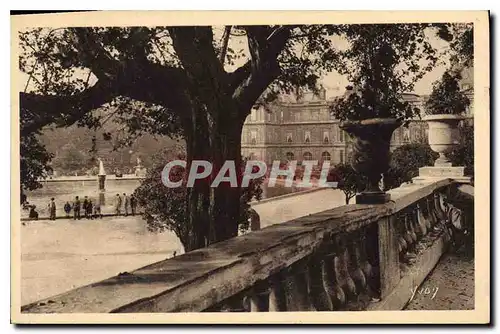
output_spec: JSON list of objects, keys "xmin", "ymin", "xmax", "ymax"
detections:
[
  {"xmin": 340, "ymin": 118, "xmax": 401, "ymax": 205},
  {"xmin": 412, "ymin": 114, "xmax": 471, "ymax": 184}
]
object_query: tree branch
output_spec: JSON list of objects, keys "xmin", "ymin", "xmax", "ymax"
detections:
[
  {"xmin": 231, "ymin": 25, "xmax": 293, "ymax": 114},
  {"xmin": 20, "ymin": 59, "xmax": 192, "ymax": 135},
  {"xmin": 20, "ymin": 80, "xmax": 116, "ymax": 136},
  {"xmin": 71, "ymin": 28, "xmax": 122, "ymax": 81},
  {"xmin": 168, "ymin": 26, "xmax": 227, "ymax": 85},
  {"xmin": 218, "ymin": 26, "xmax": 232, "ymax": 64}
]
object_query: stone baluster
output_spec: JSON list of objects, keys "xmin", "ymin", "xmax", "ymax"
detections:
[
  {"xmin": 268, "ymin": 273, "xmax": 287, "ymax": 312},
  {"xmin": 434, "ymin": 192, "xmax": 447, "ymax": 222},
  {"xmin": 402, "ymin": 214, "xmax": 415, "ymax": 252},
  {"xmin": 412, "ymin": 206, "xmax": 425, "ymax": 241},
  {"xmin": 427, "ymin": 195, "xmax": 439, "ymax": 229},
  {"xmin": 415, "ymin": 202, "xmax": 428, "ymax": 238},
  {"xmin": 347, "ymin": 230, "xmax": 368, "ymax": 296},
  {"xmin": 308, "ymin": 253, "xmax": 334, "ymax": 311},
  {"xmin": 283, "ymin": 258, "xmax": 315, "ymax": 311},
  {"xmin": 321, "ymin": 252, "xmax": 346, "ymax": 310},
  {"xmin": 334, "ymin": 234, "xmax": 357, "ymax": 303},
  {"xmin": 397, "ymin": 214, "xmax": 408, "ymax": 259},
  {"xmin": 419, "ymin": 199, "xmax": 433, "ymax": 231},
  {"xmin": 249, "ymin": 281, "xmax": 270, "ymax": 312},
  {"xmin": 407, "ymin": 210, "xmax": 418, "ymax": 244},
  {"xmin": 359, "ymin": 228, "xmax": 376, "ymax": 293}
]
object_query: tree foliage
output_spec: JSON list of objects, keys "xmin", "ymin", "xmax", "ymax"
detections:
[
  {"xmin": 329, "ymin": 24, "xmax": 440, "ymax": 123},
  {"xmin": 425, "ymin": 71, "xmax": 471, "ymax": 115},
  {"xmin": 447, "ymin": 122, "xmax": 474, "ymax": 176},
  {"xmin": 328, "ymin": 163, "xmax": 367, "ymax": 204},
  {"xmin": 20, "ymin": 134, "xmax": 53, "ymax": 192},
  {"xmin": 384, "ymin": 143, "xmax": 439, "ymax": 190}
]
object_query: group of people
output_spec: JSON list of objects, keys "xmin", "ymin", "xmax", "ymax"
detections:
[
  {"xmin": 114, "ymin": 193, "xmax": 137, "ymax": 216},
  {"xmin": 63, "ymin": 196, "xmax": 103, "ymax": 220}
]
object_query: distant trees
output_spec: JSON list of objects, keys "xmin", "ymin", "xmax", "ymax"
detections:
[
  {"xmin": 328, "ymin": 163, "xmax": 367, "ymax": 204},
  {"xmin": 20, "ymin": 134, "xmax": 53, "ymax": 193},
  {"xmin": 384, "ymin": 143, "xmax": 439, "ymax": 190},
  {"xmin": 38, "ymin": 123, "xmax": 182, "ymax": 175},
  {"xmin": 447, "ymin": 122, "xmax": 474, "ymax": 177}
]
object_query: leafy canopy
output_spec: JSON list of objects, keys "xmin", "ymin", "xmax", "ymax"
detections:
[
  {"xmin": 425, "ymin": 71, "xmax": 471, "ymax": 115},
  {"xmin": 329, "ymin": 24, "xmax": 440, "ymax": 123}
]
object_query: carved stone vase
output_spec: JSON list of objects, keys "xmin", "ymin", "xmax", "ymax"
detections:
[
  {"xmin": 340, "ymin": 118, "xmax": 401, "ymax": 204},
  {"xmin": 422, "ymin": 114, "xmax": 463, "ymax": 166}
]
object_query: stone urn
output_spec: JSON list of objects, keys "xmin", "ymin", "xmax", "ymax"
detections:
[
  {"xmin": 423, "ymin": 114, "xmax": 463, "ymax": 166},
  {"xmin": 340, "ymin": 118, "xmax": 401, "ymax": 204}
]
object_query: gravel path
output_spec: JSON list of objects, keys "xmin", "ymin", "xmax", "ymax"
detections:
[{"xmin": 404, "ymin": 249, "xmax": 474, "ymax": 310}]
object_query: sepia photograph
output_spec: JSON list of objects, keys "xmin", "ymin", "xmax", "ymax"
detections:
[{"xmin": 10, "ymin": 10, "xmax": 489, "ymax": 324}]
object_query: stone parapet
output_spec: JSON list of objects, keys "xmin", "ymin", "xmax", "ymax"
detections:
[{"xmin": 19, "ymin": 179, "xmax": 473, "ymax": 320}]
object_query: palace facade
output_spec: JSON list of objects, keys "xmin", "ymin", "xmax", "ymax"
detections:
[{"xmin": 241, "ymin": 66, "xmax": 474, "ymax": 166}]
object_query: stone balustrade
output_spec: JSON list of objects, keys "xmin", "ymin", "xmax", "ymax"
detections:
[{"xmin": 21, "ymin": 178, "xmax": 473, "ymax": 314}]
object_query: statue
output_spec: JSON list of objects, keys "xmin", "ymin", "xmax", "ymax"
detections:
[{"xmin": 98, "ymin": 158, "xmax": 106, "ymax": 176}]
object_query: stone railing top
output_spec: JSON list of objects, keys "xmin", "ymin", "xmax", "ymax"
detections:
[{"xmin": 22, "ymin": 178, "xmax": 458, "ymax": 314}]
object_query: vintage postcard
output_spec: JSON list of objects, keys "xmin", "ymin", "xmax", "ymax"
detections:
[{"xmin": 11, "ymin": 10, "xmax": 489, "ymax": 324}]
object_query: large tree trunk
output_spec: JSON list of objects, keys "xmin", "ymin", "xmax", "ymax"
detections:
[
  {"xmin": 182, "ymin": 100, "xmax": 245, "ymax": 250},
  {"xmin": 184, "ymin": 134, "xmax": 211, "ymax": 251},
  {"xmin": 207, "ymin": 110, "xmax": 245, "ymax": 243}
]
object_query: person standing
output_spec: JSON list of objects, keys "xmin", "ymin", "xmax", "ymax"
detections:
[
  {"xmin": 115, "ymin": 194, "xmax": 122, "ymax": 215},
  {"xmin": 83, "ymin": 196, "xmax": 89, "ymax": 219},
  {"xmin": 64, "ymin": 201, "xmax": 71, "ymax": 218},
  {"xmin": 49, "ymin": 198, "xmax": 56, "ymax": 220},
  {"xmin": 73, "ymin": 196, "xmax": 81, "ymax": 220},
  {"xmin": 87, "ymin": 200, "xmax": 94, "ymax": 220},
  {"xmin": 130, "ymin": 195, "xmax": 137, "ymax": 216},
  {"xmin": 123, "ymin": 193, "xmax": 129, "ymax": 216}
]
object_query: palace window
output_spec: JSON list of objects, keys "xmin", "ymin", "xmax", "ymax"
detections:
[
  {"xmin": 286, "ymin": 152, "xmax": 295, "ymax": 161},
  {"xmin": 286, "ymin": 132, "xmax": 293, "ymax": 143},
  {"xmin": 339, "ymin": 149, "xmax": 344, "ymax": 164},
  {"xmin": 304, "ymin": 131, "xmax": 311, "ymax": 143},
  {"xmin": 321, "ymin": 151, "xmax": 331, "ymax": 161},
  {"xmin": 303, "ymin": 152, "xmax": 313, "ymax": 161},
  {"xmin": 323, "ymin": 131, "xmax": 330, "ymax": 144},
  {"xmin": 251, "ymin": 131, "xmax": 257, "ymax": 145}
]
